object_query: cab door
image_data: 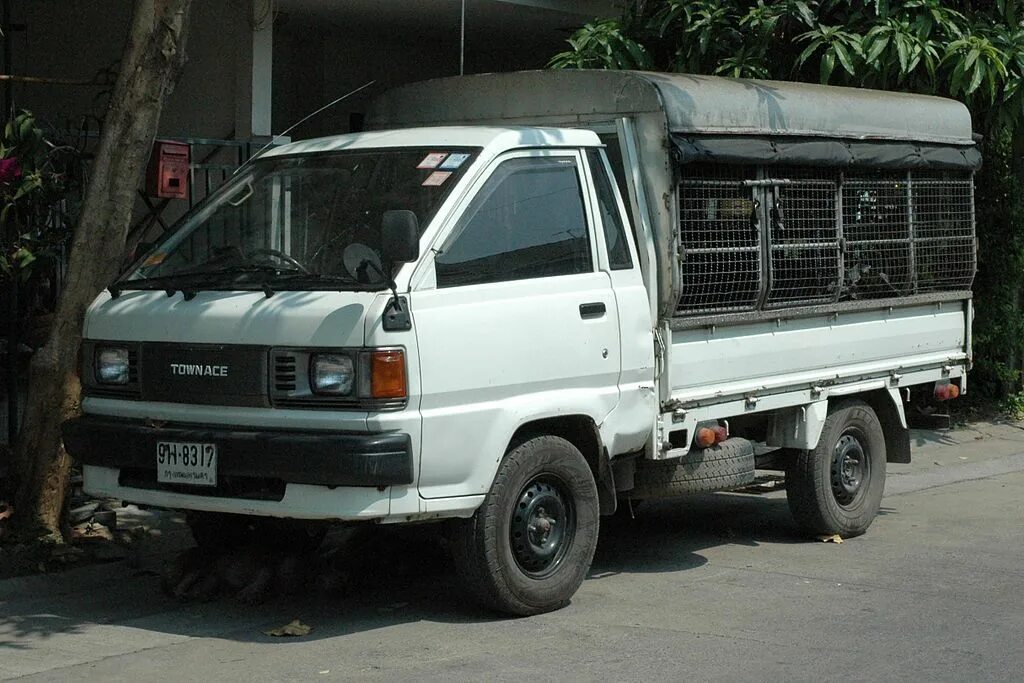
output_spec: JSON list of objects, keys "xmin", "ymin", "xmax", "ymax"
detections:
[{"xmin": 410, "ymin": 149, "xmax": 621, "ymax": 500}]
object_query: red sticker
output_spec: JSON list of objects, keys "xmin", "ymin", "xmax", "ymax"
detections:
[{"xmin": 422, "ymin": 171, "xmax": 452, "ymax": 187}]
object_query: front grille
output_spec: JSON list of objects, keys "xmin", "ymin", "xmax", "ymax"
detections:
[{"xmin": 273, "ymin": 352, "xmax": 298, "ymax": 392}]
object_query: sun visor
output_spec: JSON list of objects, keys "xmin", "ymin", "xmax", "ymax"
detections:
[{"xmin": 672, "ymin": 135, "xmax": 982, "ymax": 171}]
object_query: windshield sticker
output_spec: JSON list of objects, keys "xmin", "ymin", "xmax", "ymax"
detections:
[
  {"xmin": 422, "ymin": 171, "xmax": 452, "ymax": 187},
  {"xmin": 417, "ymin": 152, "xmax": 449, "ymax": 169},
  {"xmin": 439, "ymin": 153, "xmax": 471, "ymax": 170}
]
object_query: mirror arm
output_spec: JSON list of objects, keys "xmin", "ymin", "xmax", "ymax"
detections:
[{"xmin": 364, "ymin": 259, "xmax": 402, "ymax": 312}]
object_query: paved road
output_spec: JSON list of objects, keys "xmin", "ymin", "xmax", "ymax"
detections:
[{"xmin": 2, "ymin": 423, "xmax": 1023, "ymax": 682}]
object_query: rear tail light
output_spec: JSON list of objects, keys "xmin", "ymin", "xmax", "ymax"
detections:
[
  {"xmin": 695, "ymin": 422, "xmax": 729, "ymax": 449},
  {"xmin": 369, "ymin": 349, "xmax": 407, "ymax": 400},
  {"xmin": 934, "ymin": 382, "xmax": 960, "ymax": 401}
]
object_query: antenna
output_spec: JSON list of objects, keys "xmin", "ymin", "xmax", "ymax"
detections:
[
  {"xmin": 239, "ymin": 79, "xmax": 377, "ymax": 172},
  {"xmin": 460, "ymin": 0, "xmax": 466, "ymax": 75}
]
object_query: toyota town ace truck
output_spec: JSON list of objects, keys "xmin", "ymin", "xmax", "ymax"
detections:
[{"xmin": 63, "ymin": 71, "xmax": 977, "ymax": 615}]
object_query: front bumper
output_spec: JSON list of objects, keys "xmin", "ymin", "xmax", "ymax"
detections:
[{"xmin": 62, "ymin": 415, "xmax": 414, "ymax": 488}]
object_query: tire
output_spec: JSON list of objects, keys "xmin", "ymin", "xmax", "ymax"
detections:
[
  {"xmin": 450, "ymin": 435, "xmax": 600, "ymax": 616},
  {"xmin": 187, "ymin": 512, "xmax": 326, "ymax": 553},
  {"xmin": 786, "ymin": 399, "xmax": 887, "ymax": 538},
  {"xmin": 631, "ymin": 437, "xmax": 755, "ymax": 498}
]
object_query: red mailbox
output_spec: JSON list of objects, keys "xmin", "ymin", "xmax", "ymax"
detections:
[{"xmin": 146, "ymin": 140, "xmax": 190, "ymax": 200}]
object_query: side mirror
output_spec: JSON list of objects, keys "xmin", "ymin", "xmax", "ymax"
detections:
[{"xmin": 381, "ymin": 210, "xmax": 419, "ymax": 264}]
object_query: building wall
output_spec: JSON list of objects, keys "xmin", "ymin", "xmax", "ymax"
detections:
[
  {"xmin": 8, "ymin": 0, "xmax": 247, "ymax": 140},
  {"xmin": 272, "ymin": 1, "xmax": 582, "ymax": 139}
]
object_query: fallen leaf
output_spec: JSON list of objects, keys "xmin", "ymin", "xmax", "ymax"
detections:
[
  {"xmin": 70, "ymin": 521, "xmax": 115, "ymax": 543},
  {"xmin": 264, "ymin": 619, "xmax": 312, "ymax": 637},
  {"xmin": 817, "ymin": 534, "xmax": 844, "ymax": 544}
]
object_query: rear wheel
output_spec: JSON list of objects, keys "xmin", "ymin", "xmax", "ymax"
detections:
[
  {"xmin": 450, "ymin": 435, "xmax": 599, "ymax": 616},
  {"xmin": 786, "ymin": 400, "xmax": 886, "ymax": 537}
]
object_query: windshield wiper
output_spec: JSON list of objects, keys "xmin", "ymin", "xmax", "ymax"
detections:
[{"xmin": 111, "ymin": 266, "xmax": 378, "ymax": 300}]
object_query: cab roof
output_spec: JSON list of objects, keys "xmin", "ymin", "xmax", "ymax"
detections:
[{"xmin": 262, "ymin": 126, "xmax": 602, "ymax": 159}]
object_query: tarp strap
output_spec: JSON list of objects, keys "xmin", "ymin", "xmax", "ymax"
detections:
[{"xmin": 672, "ymin": 134, "xmax": 982, "ymax": 171}]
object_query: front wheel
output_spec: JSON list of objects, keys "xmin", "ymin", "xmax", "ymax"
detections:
[
  {"xmin": 786, "ymin": 399, "xmax": 887, "ymax": 538},
  {"xmin": 450, "ymin": 435, "xmax": 599, "ymax": 616}
]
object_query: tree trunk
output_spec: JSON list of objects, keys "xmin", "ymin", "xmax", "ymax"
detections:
[{"xmin": 9, "ymin": 0, "xmax": 194, "ymax": 541}]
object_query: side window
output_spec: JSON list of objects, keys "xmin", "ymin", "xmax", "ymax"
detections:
[
  {"xmin": 587, "ymin": 149, "xmax": 633, "ymax": 270},
  {"xmin": 436, "ymin": 157, "xmax": 592, "ymax": 288}
]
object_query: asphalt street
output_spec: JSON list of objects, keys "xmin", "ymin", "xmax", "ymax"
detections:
[{"xmin": 2, "ymin": 421, "xmax": 1023, "ymax": 682}]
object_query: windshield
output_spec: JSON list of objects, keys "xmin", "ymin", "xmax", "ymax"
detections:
[{"xmin": 121, "ymin": 147, "xmax": 479, "ymax": 291}]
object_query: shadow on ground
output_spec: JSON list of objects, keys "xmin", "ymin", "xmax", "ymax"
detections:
[{"xmin": 0, "ymin": 492, "xmax": 828, "ymax": 650}]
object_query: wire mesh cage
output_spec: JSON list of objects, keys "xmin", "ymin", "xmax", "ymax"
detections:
[
  {"xmin": 764, "ymin": 170, "xmax": 840, "ymax": 307},
  {"xmin": 842, "ymin": 172, "xmax": 913, "ymax": 298},
  {"xmin": 677, "ymin": 164, "xmax": 761, "ymax": 314},
  {"xmin": 911, "ymin": 172, "xmax": 976, "ymax": 292},
  {"xmin": 674, "ymin": 164, "xmax": 975, "ymax": 318}
]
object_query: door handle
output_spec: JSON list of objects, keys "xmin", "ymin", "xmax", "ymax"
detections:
[{"xmin": 579, "ymin": 302, "xmax": 606, "ymax": 319}]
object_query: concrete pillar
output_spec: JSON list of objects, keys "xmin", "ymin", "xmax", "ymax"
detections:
[{"xmin": 235, "ymin": 0, "xmax": 273, "ymax": 139}]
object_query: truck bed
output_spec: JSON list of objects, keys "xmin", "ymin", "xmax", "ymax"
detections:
[{"xmin": 668, "ymin": 297, "xmax": 970, "ymax": 408}]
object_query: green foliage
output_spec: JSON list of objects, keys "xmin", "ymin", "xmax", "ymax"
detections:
[
  {"xmin": 0, "ymin": 111, "xmax": 81, "ymax": 282},
  {"xmin": 548, "ymin": 19, "xmax": 652, "ymax": 69},
  {"xmin": 550, "ymin": 0, "xmax": 1024, "ymax": 399}
]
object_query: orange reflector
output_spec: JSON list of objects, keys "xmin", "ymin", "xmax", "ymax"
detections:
[
  {"xmin": 371, "ymin": 349, "xmax": 407, "ymax": 399},
  {"xmin": 696, "ymin": 427, "xmax": 717, "ymax": 448}
]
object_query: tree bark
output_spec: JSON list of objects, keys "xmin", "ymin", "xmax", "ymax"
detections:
[{"xmin": 9, "ymin": 0, "xmax": 194, "ymax": 541}]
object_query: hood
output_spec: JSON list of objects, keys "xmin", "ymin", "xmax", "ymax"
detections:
[{"xmin": 85, "ymin": 289, "xmax": 377, "ymax": 347}]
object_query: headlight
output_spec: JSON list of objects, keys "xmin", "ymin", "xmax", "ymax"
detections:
[
  {"xmin": 95, "ymin": 347, "xmax": 130, "ymax": 385},
  {"xmin": 311, "ymin": 353, "xmax": 354, "ymax": 395}
]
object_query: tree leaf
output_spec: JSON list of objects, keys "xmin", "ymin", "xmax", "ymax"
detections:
[
  {"xmin": 820, "ymin": 50, "xmax": 836, "ymax": 83},
  {"xmin": 834, "ymin": 42, "xmax": 857, "ymax": 76}
]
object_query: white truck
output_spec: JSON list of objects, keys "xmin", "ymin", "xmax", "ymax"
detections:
[{"xmin": 63, "ymin": 71, "xmax": 976, "ymax": 615}]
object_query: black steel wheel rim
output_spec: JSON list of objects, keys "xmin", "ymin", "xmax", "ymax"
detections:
[
  {"xmin": 509, "ymin": 475, "xmax": 576, "ymax": 578},
  {"xmin": 831, "ymin": 428, "xmax": 871, "ymax": 508}
]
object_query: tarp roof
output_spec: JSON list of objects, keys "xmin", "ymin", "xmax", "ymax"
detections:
[{"xmin": 369, "ymin": 70, "xmax": 976, "ymax": 147}]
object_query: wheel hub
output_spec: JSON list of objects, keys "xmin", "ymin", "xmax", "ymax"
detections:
[
  {"xmin": 510, "ymin": 477, "xmax": 574, "ymax": 577},
  {"xmin": 831, "ymin": 432, "xmax": 869, "ymax": 507}
]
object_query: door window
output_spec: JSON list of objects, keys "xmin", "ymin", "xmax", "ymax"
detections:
[
  {"xmin": 435, "ymin": 157, "xmax": 592, "ymax": 288},
  {"xmin": 587, "ymin": 149, "xmax": 633, "ymax": 270}
]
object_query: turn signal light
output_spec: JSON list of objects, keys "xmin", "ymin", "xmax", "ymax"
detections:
[
  {"xmin": 370, "ymin": 349, "xmax": 407, "ymax": 399},
  {"xmin": 696, "ymin": 427, "xmax": 717, "ymax": 448}
]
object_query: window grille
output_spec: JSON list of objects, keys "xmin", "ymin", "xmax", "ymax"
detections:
[{"xmin": 677, "ymin": 164, "xmax": 761, "ymax": 314}]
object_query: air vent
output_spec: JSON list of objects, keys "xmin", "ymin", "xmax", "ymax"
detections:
[
  {"xmin": 127, "ymin": 349, "xmax": 139, "ymax": 384},
  {"xmin": 273, "ymin": 352, "xmax": 298, "ymax": 391}
]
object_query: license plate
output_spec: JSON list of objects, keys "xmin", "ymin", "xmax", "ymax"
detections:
[{"xmin": 157, "ymin": 441, "xmax": 218, "ymax": 486}]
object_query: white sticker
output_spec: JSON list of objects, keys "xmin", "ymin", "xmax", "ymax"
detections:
[
  {"xmin": 417, "ymin": 152, "xmax": 448, "ymax": 169},
  {"xmin": 439, "ymin": 153, "xmax": 471, "ymax": 170},
  {"xmin": 422, "ymin": 171, "xmax": 452, "ymax": 187}
]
